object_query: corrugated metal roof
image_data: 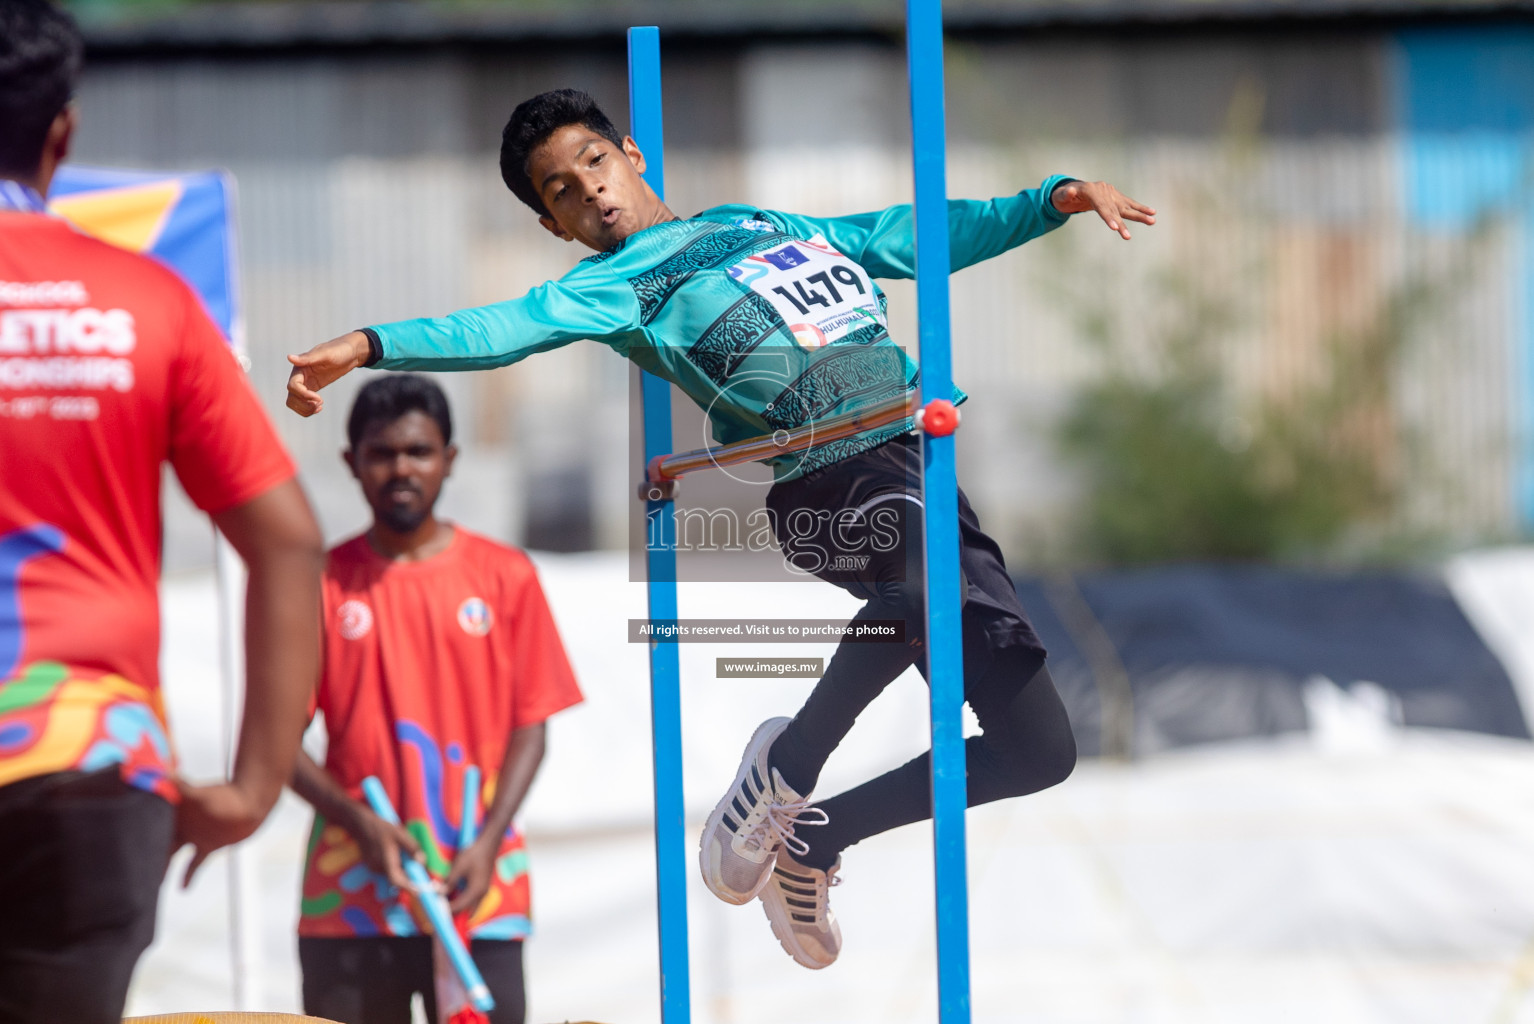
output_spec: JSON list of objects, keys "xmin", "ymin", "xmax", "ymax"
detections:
[{"xmin": 69, "ymin": 0, "xmax": 1534, "ymax": 50}]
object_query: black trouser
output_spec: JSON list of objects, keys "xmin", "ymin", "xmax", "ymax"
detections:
[
  {"xmin": 765, "ymin": 436, "xmax": 1078, "ymax": 870},
  {"xmin": 0, "ymin": 769, "xmax": 174, "ymax": 1024},
  {"xmin": 300, "ymin": 935, "xmax": 526, "ymax": 1024}
]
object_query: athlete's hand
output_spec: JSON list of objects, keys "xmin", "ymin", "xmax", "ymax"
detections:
[
  {"xmin": 174, "ymin": 779, "xmax": 266, "ymax": 887},
  {"xmin": 446, "ymin": 835, "xmax": 497, "ymax": 916},
  {"xmin": 1050, "ymin": 180, "xmax": 1156, "ymax": 240},
  {"xmin": 341, "ymin": 800, "xmax": 424, "ymax": 891},
  {"xmin": 286, "ymin": 331, "xmax": 371, "ymax": 417}
]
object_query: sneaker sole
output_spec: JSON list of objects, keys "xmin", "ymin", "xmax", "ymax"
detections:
[
  {"xmin": 760, "ymin": 882, "xmax": 838, "ymax": 970},
  {"xmin": 698, "ymin": 716, "xmax": 791, "ymax": 906}
]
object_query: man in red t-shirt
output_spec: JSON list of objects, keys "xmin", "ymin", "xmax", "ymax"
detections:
[
  {"xmin": 0, "ymin": 4, "xmax": 324, "ymax": 1022},
  {"xmin": 291, "ymin": 374, "xmax": 582, "ymax": 1024}
]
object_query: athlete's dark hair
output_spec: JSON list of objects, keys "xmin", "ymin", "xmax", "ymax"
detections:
[
  {"xmin": 0, "ymin": 0, "xmax": 83, "ymax": 179},
  {"xmin": 347, "ymin": 374, "xmax": 454, "ymax": 449},
  {"xmin": 499, "ymin": 88, "xmax": 624, "ymax": 217}
]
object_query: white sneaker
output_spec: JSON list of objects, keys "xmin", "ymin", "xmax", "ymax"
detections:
[
  {"xmin": 760, "ymin": 850, "xmax": 843, "ymax": 969},
  {"xmin": 699, "ymin": 717, "xmax": 826, "ymax": 905}
]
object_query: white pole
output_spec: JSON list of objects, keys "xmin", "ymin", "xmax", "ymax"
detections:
[
  {"xmin": 214, "ymin": 530, "xmax": 262, "ymax": 1009},
  {"xmin": 215, "ymin": 167, "xmax": 263, "ymax": 1010}
]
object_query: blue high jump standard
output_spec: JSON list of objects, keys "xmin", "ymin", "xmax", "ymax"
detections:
[
  {"xmin": 628, "ymin": 25, "xmax": 691, "ymax": 1024},
  {"xmin": 905, "ymin": 1, "xmax": 973, "ymax": 1020},
  {"xmin": 631, "ymin": 1, "xmax": 972, "ymax": 1018}
]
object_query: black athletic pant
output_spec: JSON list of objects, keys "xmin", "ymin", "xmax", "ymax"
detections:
[
  {"xmin": 765, "ymin": 436, "xmax": 1077, "ymax": 871},
  {"xmin": 0, "ymin": 769, "xmax": 174, "ymax": 1024},
  {"xmin": 300, "ymin": 935, "xmax": 526, "ymax": 1024}
]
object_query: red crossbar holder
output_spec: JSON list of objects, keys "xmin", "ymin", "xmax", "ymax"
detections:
[
  {"xmin": 640, "ymin": 454, "xmax": 678, "ymax": 502},
  {"xmin": 916, "ymin": 398, "xmax": 961, "ymax": 437}
]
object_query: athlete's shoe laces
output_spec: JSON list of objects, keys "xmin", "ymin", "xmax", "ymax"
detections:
[
  {"xmin": 753, "ymin": 784, "xmax": 827, "ymax": 858},
  {"xmin": 700, "ymin": 717, "xmax": 827, "ymax": 904},
  {"xmin": 760, "ymin": 850, "xmax": 843, "ymax": 969}
]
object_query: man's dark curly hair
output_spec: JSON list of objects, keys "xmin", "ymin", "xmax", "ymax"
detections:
[
  {"xmin": 499, "ymin": 89, "xmax": 624, "ymax": 217},
  {"xmin": 0, "ymin": 0, "xmax": 83, "ymax": 179},
  {"xmin": 347, "ymin": 373, "xmax": 453, "ymax": 449}
]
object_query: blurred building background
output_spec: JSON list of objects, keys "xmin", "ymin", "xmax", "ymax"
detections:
[{"xmin": 62, "ymin": 0, "xmax": 1534, "ymax": 570}]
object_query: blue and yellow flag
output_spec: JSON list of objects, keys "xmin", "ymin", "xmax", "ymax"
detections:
[{"xmin": 48, "ymin": 166, "xmax": 240, "ymax": 344}]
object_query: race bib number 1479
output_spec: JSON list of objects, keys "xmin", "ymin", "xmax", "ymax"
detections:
[{"xmin": 728, "ymin": 236, "xmax": 885, "ymax": 350}]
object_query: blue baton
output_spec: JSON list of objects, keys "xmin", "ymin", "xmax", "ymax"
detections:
[
  {"xmin": 361, "ymin": 776, "xmax": 495, "ymax": 1013},
  {"xmin": 459, "ymin": 765, "xmax": 481, "ymax": 849}
]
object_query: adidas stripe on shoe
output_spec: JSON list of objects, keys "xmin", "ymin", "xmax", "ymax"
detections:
[
  {"xmin": 760, "ymin": 850, "xmax": 843, "ymax": 969},
  {"xmin": 699, "ymin": 717, "xmax": 826, "ymax": 905}
]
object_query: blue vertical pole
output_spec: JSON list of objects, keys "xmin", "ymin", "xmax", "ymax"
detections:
[
  {"xmin": 628, "ymin": 26, "xmax": 692, "ymax": 1024},
  {"xmin": 906, "ymin": 2, "xmax": 972, "ymax": 1023}
]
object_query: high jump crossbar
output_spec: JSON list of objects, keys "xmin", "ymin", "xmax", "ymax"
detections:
[
  {"xmin": 639, "ymin": 391, "xmax": 940, "ymax": 501},
  {"xmin": 630, "ymin": 2, "xmax": 972, "ymax": 1020}
]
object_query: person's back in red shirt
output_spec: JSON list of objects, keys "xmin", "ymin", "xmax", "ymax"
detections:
[
  {"xmin": 0, "ymin": 207, "xmax": 298, "ymax": 793},
  {"xmin": 0, "ymin": 5, "xmax": 322, "ymax": 1021}
]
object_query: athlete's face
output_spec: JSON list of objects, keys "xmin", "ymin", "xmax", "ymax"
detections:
[
  {"xmin": 346, "ymin": 410, "xmax": 457, "ymax": 535},
  {"xmin": 529, "ymin": 124, "xmax": 662, "ymax": 251}
]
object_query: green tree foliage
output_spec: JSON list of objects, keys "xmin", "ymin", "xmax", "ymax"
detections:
[{"xmin": 1054, "ymin": 262, "xmax": 1454, "ymax": 566}]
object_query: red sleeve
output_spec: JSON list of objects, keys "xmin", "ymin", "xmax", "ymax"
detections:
[
  {"xmin": 168, "ymin": 286, "xmax": 295, "ymax": 513},
  {"xmin": 508, "ymin": 560, "xmax": 583, "ymax": 730}
]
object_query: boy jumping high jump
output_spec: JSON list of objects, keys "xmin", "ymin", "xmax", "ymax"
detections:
[{"xmin": 288, "ymin": 88, "xmax": 1153, "ymax": 969}]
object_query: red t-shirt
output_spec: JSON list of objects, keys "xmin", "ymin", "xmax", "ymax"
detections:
[
  {"xmin": 300, "ymin": 529, "xmax": 582, "ymax": 940},
  {"xmin": 0, "ymin": 211, "xmax": 296, "ymax": 797}
]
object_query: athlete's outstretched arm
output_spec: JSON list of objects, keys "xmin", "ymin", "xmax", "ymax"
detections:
[
  {"xmin": 768, "ymin": 176, "xmax": 1155, "ymax": 279},
  {"xmin": 287, "ymin": 266, "xmax": 641, "ymax": 417},
  {"xmin": 176, "ymin": 478, "xmax": 324, "ymax": 884}
]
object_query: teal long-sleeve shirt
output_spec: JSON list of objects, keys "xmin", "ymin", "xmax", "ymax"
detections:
[{"xmin": 373, "ymin": 176, "xmax": 1075, "ymax": 480}]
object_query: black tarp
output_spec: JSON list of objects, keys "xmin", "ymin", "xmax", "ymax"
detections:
[{"xmin": 1013, "ymin": 565, "xmax": 1529, "ymax": 757}]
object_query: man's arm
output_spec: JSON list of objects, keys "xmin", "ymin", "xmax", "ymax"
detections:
[
  {"xmin": 766, "ymin": 175, "xmax": 1155, "ymax": 280},
  {"xmin": 446, "ymin": 722, "xmax": 546, "ymax": 915},
  {"xmin": 287, "ymin": 267, "xmax": 641, "ymax": 418},
  {"xmin": 175, "ymin": 478, "xmax": 324, "ymax": 884},
  {"xmin": 290, "ymin": 749, "xmax": 423, "ymax": 890}
]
